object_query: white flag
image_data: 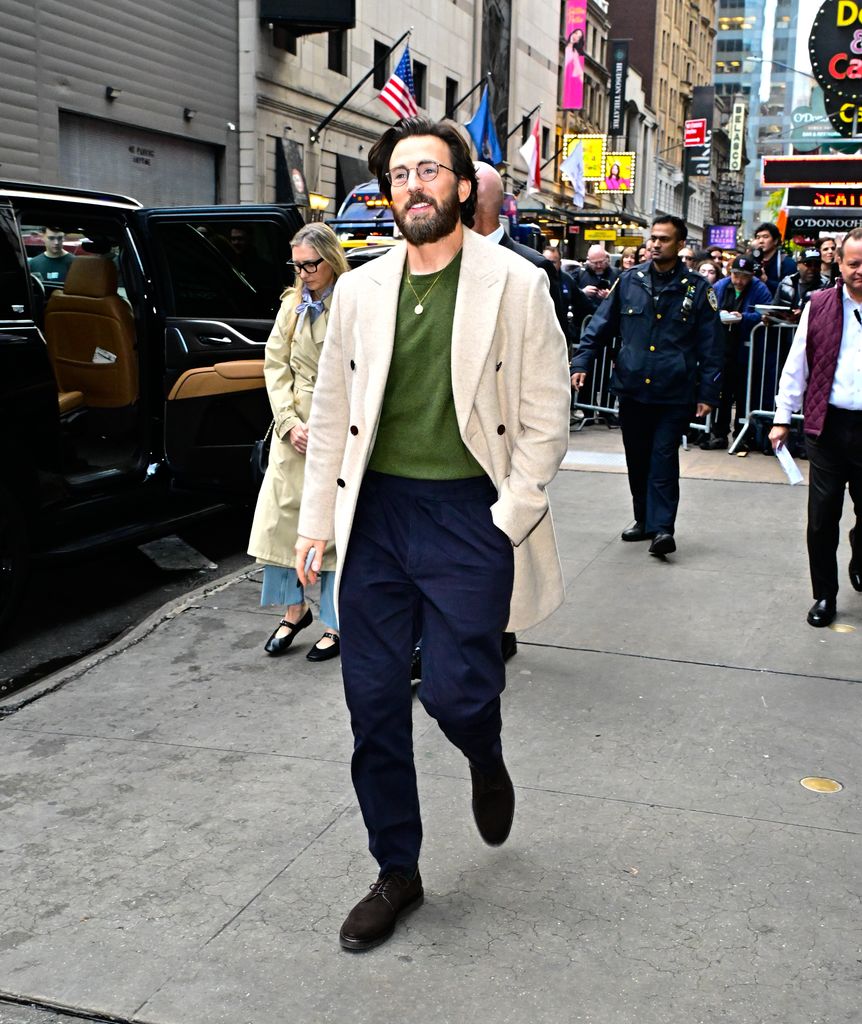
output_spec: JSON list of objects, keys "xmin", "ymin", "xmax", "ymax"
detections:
[
  {"xmin": 560, "ymin": 142, "xmax": 585, "ymax": 208},
  {"xmin": 518, "ymin": 115, "xmax": 541, "ymax": 193}
]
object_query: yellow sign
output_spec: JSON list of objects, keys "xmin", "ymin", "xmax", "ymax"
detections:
[
  {"xmin": 584, "ymin": 229, "xmax": 617, "ymax": 241},
  {"xmin": 563, "ymin": 133, "xmax": 606, "ymax": 181},
  {"xmin": 595, "ymin": 152, "xmax": 637, "ymax": 194},
  {"xmin": 617, "ymin": 235, "xmax": 644, "ymax": 246}
]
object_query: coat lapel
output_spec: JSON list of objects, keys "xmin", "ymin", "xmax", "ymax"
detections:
[
  {"xmin": 451, "ymin": 228, "xmax": 507, "ymax": 429},
  {"xmin": 357, "ymin": 244, "xmax": 405, "ymax": 426}
]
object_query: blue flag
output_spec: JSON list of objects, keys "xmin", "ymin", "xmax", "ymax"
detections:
[{"xmin": 464, "ymin": 86, "xmax": 503, "ymax": 165}]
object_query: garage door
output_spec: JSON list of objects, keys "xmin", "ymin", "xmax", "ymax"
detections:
[{"xmin": 59, "ymin": 113, "xmax": 219, "ymax": 206}]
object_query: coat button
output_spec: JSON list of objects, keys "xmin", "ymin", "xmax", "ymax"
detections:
[
  {"xmin": 350, "ymin": 359, "xmax": 355, "ymax": 370},
  {"xmin": 337, "ymin": 478, "xmax": 345, "ymax": 487},
  {"xmin": 350, "ymin": 425, "xmax": 358, "ymax": 435},
  {"xmin": 649, "ymin": 345, "xmax": 656, "ymax": 351},
  {"xmin": 645, "ymin": 378, "xmax": 651, "ymax": 384},
  {"xmin": 656, "ymin": 313, "xmax": 662, "ymax": 319},
  {"xmin": 497, "ymin": 424, "xmax": 506, "ymax": 435}
]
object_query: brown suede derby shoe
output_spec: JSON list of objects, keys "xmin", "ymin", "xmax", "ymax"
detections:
[
  {"xmin": 470, "ymin": 760, "xmax": 515, "ymax": 846},
  {"xmin": 339, "ymin": 871, "xmax": 423, "ymax": 952}
]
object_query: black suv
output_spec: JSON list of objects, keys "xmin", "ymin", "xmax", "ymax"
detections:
[{"xmin": 0, "ymin": 180, "xmax": 304, "ymax": 637}]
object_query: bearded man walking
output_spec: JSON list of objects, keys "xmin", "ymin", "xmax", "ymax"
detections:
[{"xmin": 295, "ymin": 117, "xmax": 571, "ymax": 951}]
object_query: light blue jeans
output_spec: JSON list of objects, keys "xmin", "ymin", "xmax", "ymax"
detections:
[{"xmin": 260, "ymin": 565, "xmax": 337, "ymax": 631}]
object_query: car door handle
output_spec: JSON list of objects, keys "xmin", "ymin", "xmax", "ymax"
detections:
[{"xmin": 200, "ymin": 335, "xmax": 233, "ymax": 345}]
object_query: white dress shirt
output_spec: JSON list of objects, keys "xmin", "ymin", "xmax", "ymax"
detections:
[{"xmin": 774, "ymin": 288, "xmax": 862, "ymax": 424}]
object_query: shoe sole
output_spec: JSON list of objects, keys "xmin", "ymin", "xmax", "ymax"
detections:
[{"xmin": 338, "ymin": 892, "xmax": 424, "ymax": 952}]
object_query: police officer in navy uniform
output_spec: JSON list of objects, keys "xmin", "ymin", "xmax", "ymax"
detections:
[{"xmin": 570, "ymin": 215, "xmax": 723, "ymax": 556}]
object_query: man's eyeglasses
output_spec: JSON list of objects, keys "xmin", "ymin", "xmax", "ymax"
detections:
[
  {"xmin": 385, "ymin": 160, "xmax": 456, "ymax": 188},
  {"xmin": 287, "ymin": 257, "xmax": 326, "ymax": 274}
]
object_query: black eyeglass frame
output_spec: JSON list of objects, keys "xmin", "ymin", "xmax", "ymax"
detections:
[
  {"xmin": 384, "ymin": 160, "xmax": 457, "ymax": 188},
  {"xmin": 287, "ymin": 257, "xmax": 326, "ymax": 274}
]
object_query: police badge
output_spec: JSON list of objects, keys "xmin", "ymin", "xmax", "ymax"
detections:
[{"xmin": 707, "ymin": 286, "xmax": 718, "ymax": 311}]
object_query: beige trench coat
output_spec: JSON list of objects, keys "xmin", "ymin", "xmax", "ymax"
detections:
[
  {"xmin": 247, "ymin": 293, "xmax": 337, "ymax": 570},
  {"xmin": 297, "ymin": 228, "xmax": 571, "ymax": 631}
]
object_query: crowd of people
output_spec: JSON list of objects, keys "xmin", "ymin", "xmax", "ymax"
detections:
[{"xmin": 242, "ymin": 115, "xmax": 860, "ymax": 953}]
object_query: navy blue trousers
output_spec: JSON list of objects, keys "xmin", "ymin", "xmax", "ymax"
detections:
[
  {"xmin": 618, "ymin": 398, "xmax": 691, "ymax": 535},
  {"xmin": 338, "ymin": 471, "xmax": 514, "ymax": 876}
]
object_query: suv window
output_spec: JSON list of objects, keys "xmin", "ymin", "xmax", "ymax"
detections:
[{"xmin": 152, "ymin": 220, "xmax": 293, "ymax": 319}]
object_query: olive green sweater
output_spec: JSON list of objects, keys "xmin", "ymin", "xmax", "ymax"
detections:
[{"xmin": 368, "ymin": 251, "xmax": 484, "ymax": 479}]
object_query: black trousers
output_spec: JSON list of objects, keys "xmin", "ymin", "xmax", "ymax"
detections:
[
  {"xmin": 713, "ymin": 338, "xmax": 744, "ymax": 438},
  {"xmin": 805, "ymin": 406, "xmax": 862, "ymax": 600},
  {"xmin": 338, "ymin": 471, "xmax": 514, "ymax": 876},
  {"xmin": 618, "ymin": 398, "xmax": 690, "ymax": 535}
]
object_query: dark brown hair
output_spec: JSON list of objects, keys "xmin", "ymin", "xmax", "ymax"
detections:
[{"xmin": 368, "ymin": 116, "xmax": 478, "ymax": 227}]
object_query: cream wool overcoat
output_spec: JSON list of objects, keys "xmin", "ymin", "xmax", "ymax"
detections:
[
  {"xmin": 297, "ymin": 227, "xmax": 571, "ymax": 631},
  {"xmin": 248, "ymin": 292, "xmax": 337, "ymax": 570}
]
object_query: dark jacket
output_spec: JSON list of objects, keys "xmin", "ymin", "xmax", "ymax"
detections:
[
  {"xmin": 759, "ymin": 249, "xmax": 796, "ymax": 294},
  {"xmin": 773, "ymin": 271, "xmax": 830, "ymax": 311},
  {"xmin": 498, "ymin": 233, "xmax": 567, "ymax": 340},
  {"xmin": 714, "ymin": 275, "xmax": 772, "ymax": 353},
  {"xmin": 576, "ymin": 263, "xmax": 620, "ymax": 311},
  {"xmin": 570, "ymin": 259, "xmax": 724, "ymax": 406}
]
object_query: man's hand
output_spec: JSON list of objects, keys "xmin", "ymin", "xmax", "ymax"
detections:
[
  {"xmin": 583, "ymin": 285, "xmax": 599, "ymax": 297},
  {"xmin": 768, "ymin": 424, "xmax": 790, "ymax": 451},
  {"xmin": 696, "ymin": 403, "xmax": 712, "ymax": 419},
  {"xmin": 296, "ymin": 535, "xmax": 326, "ymax": 585},
  {"xmin": 289, "ymin": 423, "xmax": 309, "ymax": 455},
  {"xmin": 571, "ymin": 372, "xmax": 586, "ymax": 390}
]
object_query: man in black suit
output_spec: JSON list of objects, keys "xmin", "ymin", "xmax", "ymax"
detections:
[{"xmin": 473, "ymin": 163, "xmax": 568, "ymax": 338}]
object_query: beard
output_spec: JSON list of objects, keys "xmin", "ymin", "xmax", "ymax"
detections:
[{"xmin": 392, "ymin": 186, "xmax": 462, "ymax": 245}]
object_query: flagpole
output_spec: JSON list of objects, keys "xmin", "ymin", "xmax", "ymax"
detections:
[
  {"xmin": 505, "ymin": 103, "xmax": 541, "ymax": 142},
  {"xmin": 309, "ymin": 28, "xmax": 413, "ymax": 143},
  {"xmin": 445, "ymin": 71, "xmax": 492, "ymax": 119}
]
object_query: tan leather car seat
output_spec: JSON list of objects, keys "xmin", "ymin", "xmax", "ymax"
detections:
[{"xmin": 44, "ymin": 257, "xmax": 138, "ymax": 409}]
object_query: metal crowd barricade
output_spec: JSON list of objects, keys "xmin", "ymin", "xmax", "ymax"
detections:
[{"xmin": 728, "ymin": 319, "xmax": 803, "ymax": 454}]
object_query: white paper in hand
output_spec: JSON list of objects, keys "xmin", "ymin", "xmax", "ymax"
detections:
[{"xmin": 775, "ymin": 443, "xmax": 804, "ymax": 485}]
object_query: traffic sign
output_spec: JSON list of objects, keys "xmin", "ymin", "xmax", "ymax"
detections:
[{"xmin": 684, "ymin": 118, "xmax": 707, "ymax": 148}]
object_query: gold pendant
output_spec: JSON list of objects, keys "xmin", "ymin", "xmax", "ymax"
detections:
[{"xmin": 414, "ymin": 303, "xmax": 423, "ymax": 315}]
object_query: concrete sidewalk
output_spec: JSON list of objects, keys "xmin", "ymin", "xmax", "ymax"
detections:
[{"xmin": 1, "ymin": 440, "xmax": 859, "ymax": 1024}]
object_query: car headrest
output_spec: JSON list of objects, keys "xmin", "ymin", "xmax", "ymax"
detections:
[{"xmin": 62, "ymin": 256, "xmax": 118, "ymax": 298}]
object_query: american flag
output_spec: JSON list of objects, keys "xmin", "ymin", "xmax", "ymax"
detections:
[{"xmin": 379, "ymin": 44, "xmax": 419, "ymax": 120}]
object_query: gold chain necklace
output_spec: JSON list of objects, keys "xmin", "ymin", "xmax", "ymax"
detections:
[{"xmin": 405, "ymin": 268, "xmax": 445, "ymax": 315}]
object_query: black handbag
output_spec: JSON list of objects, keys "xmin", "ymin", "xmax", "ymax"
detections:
[{"xmin": 250, "ymin": 420, "xmax": 274, "ymax": 489}]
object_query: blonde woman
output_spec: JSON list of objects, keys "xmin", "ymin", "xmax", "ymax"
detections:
[
  {"xmin": 620, "ymin": 246, "xmax": 637, "ymax": 270},
  {"xmin": 248, "ymin": 223, "xmax": 349, "ymax": 660}
]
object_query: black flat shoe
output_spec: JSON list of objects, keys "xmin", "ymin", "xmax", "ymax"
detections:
[
  {"xmin": 501, "ymin": 632, "xmax": 517, "ymax": 661},
  {"xmin": 807, "ymin": 598, "xmax": 836, "ymax": 628},
  {"xmin": 621, "ymin": 521, "xmax": 655, "ymax": 542},
  {"xmin": 263, "ymin": 607, "xmax": 312, "ymax": 655},
  {"xmin": 649, "ymin": 533, "xmax": 676, "ymax": 557},
  {"xmin": 306, "ymin": 631, "xmax": 340, "ymax": 662}
]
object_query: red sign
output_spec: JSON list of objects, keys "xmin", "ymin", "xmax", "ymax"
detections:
[{"xmin": 684, "ymin": 118, "xmax": 707, "ymax": 147}]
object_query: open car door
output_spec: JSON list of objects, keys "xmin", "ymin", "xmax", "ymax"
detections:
[{"xmin": 139, "ymin": 206, "xmax": 301, "ymax": 495}]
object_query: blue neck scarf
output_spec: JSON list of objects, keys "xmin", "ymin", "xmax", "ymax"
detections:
[{"xmin": 296, "ymin": 284, "xmax": 333, "ymax": 330}]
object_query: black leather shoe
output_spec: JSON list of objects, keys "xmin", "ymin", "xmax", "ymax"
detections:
[
  {"xmin": 621, "ymin": 521, "xmax": 655, "ymax": 542},
  {"xmin": 649, "ymin": 533, "xmax": 676, "ymax": 557},
  {"xmin": 807, "ymin": 598, "xmax": 836, "ymax": 628},
  {"xmin": 339, "ymin": 871, "xmax": 424, "ymax": 951},
  {"xmin": 263, "ymin": 606, "xmax": 312, "ymax": 655},
  {"xmin": 850, "ymin": 529, "xmax": 862, "ymax": 592},
  {"xmin": 501, "ymin": 632, "xmax": 517, "ymax": 661},
  {"xmin": 306, "ymin": 631, "xmax": 340, "ymax": 662},
  {"xmin": 470, "ymin": 759, "xmax": 515, "ymax": 846}
]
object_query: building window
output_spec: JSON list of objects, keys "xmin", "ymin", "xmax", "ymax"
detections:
[
  {"xmin": 272, "ymin": 26, "xmax": 297, "ymax": 54},
  {"xmin": 373, "ymin": 41, "xmax": 389, "ymax": 90},
  {"xmin": 413, "ymin": 59, "xmax": 427, "ymax": 107},
  {"xmin": 542, "ymin": 126, "xmax": 550, "ymax": 160},
  {"xmin": 445, "ymin": 77, "xmax": 459, "ymax": 117},
  {"xmin": 328, "ymin": 30, "xmax": 347, "ymax": 75}
]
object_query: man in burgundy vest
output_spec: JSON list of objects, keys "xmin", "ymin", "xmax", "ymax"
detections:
[{"xmin": 770, "ymin": 228, "xmax": 862, "ymax": 628}]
